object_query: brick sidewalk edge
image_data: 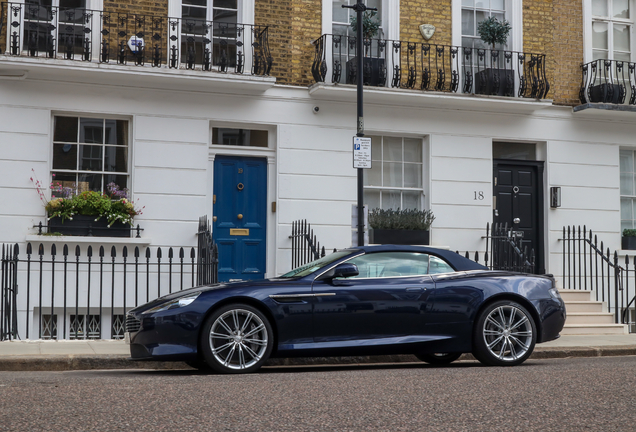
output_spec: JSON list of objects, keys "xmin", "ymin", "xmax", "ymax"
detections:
[{"xmin": 0, "ymin": 345, "xmax": 635, "ymax": 371}]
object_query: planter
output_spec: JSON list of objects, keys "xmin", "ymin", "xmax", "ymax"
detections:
[
  {"xmin": 48, "ymin": 215, "xmax": 131, "ymax": 237},
  {"xmin": 589, "ymin": 83, "xmax": 623, "ymax": 104},
  {"xmin": 622, "ymin": 236, "xmax": 636, "ymax": 250},
  {"xmin": 475, "ymin": 68, "xmax": 514, "ymax": 97},
  {"xmin": 346, "ymin": 57, "xmax": 386, "ymax": 87},
  {"xmin": 369, "ymin": 229, "xmax": 430, "ymax": 246}
]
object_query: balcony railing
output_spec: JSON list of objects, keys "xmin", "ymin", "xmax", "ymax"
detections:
[
  {"xmin": 312, "ymin": 34, "xmax": 549, "ymax": 99},
  {"xmin": 0, "ymin": 2, "xmax": 272, "ymax": 75},
  {"xmin": 580, "ymin": 59, "xmax": 636, "ymax": 105}
]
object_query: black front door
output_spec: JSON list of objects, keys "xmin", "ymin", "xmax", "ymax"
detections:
[{"xmin": 493, "ymin": 160, "xmax": 544, "ymax": 274}]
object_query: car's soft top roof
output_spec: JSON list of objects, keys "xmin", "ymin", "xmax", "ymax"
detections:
[{"xmin": 348, "ymin": 245, "xmax": 488, "ymax": 271}]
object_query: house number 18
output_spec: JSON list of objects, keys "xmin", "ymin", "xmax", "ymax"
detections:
[{"xmin": 474, "ymin": 191, "xmax": 484, "ymax": 200}]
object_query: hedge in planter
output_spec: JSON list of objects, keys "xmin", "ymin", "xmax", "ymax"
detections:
[
  {"xmin": 368, "ymin": 208, "xmax": 435, "ymax": 245},
  {"xmin": 622, "ymin": 229, "xmax": 636, "ymax": 250}
]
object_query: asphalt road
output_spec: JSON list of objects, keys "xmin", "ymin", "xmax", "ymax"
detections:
[{"xmin": 1, "ymin": 356, "xmax": 635, "ymax": 432}]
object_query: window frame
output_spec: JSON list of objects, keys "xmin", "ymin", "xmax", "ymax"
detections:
[
  {"xmin": 583, "ymin": 0, "xmax": 634, "ymax": 63},
  {"xmin": 322, "ymin": 0, "xmax": 399, "ymax": 41},
  {"xmin": 338, "ymin": 252, "xmax": 455, "ymax": 279},
  {"xmin": 620, "ymin": 148, "xmax": 636, "ymax": 231}
]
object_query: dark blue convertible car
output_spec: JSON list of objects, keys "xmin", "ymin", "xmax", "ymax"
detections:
[{"xmin": 126, "ymin": 245, "xmax": 566, "ymax": 373}]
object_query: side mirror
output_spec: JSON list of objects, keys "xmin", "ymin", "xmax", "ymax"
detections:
[{"xmin": 332, "ymin": 263, "xmax": 359, "ymax": 279}]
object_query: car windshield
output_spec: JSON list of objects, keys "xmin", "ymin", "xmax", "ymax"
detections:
[{"xmin": 280, "ymin": 250, "xmax": 354, "ymax": 278}]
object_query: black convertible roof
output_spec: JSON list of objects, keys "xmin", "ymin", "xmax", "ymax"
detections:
[{"xmin": 349, "ymin": 245, "xmax": 488, "ymax": 271}]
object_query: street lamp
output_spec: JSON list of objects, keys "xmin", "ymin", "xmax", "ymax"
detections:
[{"xmin": 343, "ymin": 0, "xmax": 376, "ymax": 246}]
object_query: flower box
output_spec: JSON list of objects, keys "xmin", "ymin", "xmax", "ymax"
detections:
[
  {"xmin": 369, "ymin": 229, "xmax": 430, "ymax": 246},
  {"xmin": 622, "ymin": 236, "xmax": 636, "ymax": 250},
  {"xmin": 48, "ymin": 215, "xmax": 131, "ymax": 237}
]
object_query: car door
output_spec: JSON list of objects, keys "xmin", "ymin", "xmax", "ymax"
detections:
[{"xmin": 311, "ymin": 251, "xmax": 435, "ymax": 342}]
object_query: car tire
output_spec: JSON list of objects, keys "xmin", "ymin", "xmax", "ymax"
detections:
[
  {"xmin": 200, "ymin": 303, "xmax": 274, "ymax": 374},
  {"xmin": 472, "ymin": 300, "xmax": 537, "ymax": 367},
  {"xmin": 415, "ymin": 352, "xmax": 462, "ymax": 365}
]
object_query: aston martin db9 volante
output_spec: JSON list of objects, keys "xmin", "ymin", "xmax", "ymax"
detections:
[{"xmin": 126, "ymin": 245, "xmax": 566, "ymax": 373}]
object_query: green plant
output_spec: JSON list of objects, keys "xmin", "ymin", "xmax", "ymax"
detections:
[
  {"xmin": 45, "ymin": 191, "xmax": 142, "ymax": 227},
  {"xmin": 477, "ymin": 16, "xmax": 511, "ymax": 50},
  {"xmin": 368, "ymin": 208, "xmax": 435, "ymax": 231},
  {"xmin": 623, "ymin": 229, "xmax": 636, "ymax": 237},
  {"xmin": 350, "ymin": 10, "xmax": 381, "ymax": 40}
]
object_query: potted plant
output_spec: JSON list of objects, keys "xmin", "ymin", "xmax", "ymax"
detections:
[
  {"xmin": 622, "ymin": 229, "xmax": 636, "ymax": 250},
  {"xmin": 345, "ymin": 11, "xmax": 385, "ymax": 87},
  {"xmin": 475, "ymin": 16, "xmax": 514, "ymax": 96},
  {"xmin": 368, "ymin": 208, "xmax": 435, "ymax": 245}
]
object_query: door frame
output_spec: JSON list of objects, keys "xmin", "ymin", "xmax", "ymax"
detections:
[
  {"xmin": 208, "ymin": 137, "xmax": 276, "ymax": 279},
  {"xmin": 493, "ymin": 159, "xmax": 545, "ymax": 274}
]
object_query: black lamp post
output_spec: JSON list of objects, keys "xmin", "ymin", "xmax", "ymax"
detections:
[{"xmin": 343, "ymin": 0, "xmax": 376, "ymax": 246}]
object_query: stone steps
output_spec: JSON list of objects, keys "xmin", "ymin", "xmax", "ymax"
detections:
[{"xmin": 559, "ymin": 289, "xmax": 629, "ymax": 335}]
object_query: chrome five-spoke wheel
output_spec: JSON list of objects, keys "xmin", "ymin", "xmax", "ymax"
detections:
[
  {"xmin": 201, "ymin": 304, "xmax": 273, "ymax": 374},
  {"xmin": 473, "ymin": 300, "xmax": 537, "ymax": 367}
]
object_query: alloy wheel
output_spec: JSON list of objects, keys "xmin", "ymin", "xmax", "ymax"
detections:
[
  {"xmin": 482, "ymin": 304, "xmax": 533, "ymax": 362},
  {"xmin": 209, "ymin": 308, "xmax": 269, "ymax": 370}
]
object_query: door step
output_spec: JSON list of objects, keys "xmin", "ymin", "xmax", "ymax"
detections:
[{"xmin": 561, "ymin": 323, "xmax": 628, "ymax": 335}]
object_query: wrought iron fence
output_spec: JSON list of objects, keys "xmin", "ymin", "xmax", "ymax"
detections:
[
  {"xmin": 0, "ymin": 218, "xmax": 218, "ymax": 341},
  {"xmin": 580, "ymin": 59, "xmax": 636, "ymax": 105},
  {"xmin": 561, "ymin": 226, "xmax": 635, "ymax": 331},
  {"xmin": 0, "ymin": 2, "xmax": 272, "ymax": 75},
  {"xmin": 312, "ymin": 34, "xmax": 549, "ymax": 99},
  {"xmin": 289, "ymin": 220, "xmax": 328, "ymax": 269}
]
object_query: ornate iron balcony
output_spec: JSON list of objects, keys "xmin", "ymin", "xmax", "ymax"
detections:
[
  {"xmin": 580, "ymin": 59, "xmax": 636, "ymax": 105},
  {"xmin": 0, "ymin": 2, "xmax": 272, "ymax": 75},
  {"xmin": 312, "ymin": 34, "xmax": 549, "ymax": 99}
]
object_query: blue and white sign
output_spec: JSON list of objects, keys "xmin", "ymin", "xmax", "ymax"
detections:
[{"xmin": 353, "ymin": 136, "xmax": 372, "ymax": 169}]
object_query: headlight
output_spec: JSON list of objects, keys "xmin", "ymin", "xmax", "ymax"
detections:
[
  {"xmin": 549, "ymin": 288, "xmax": 561, "ymax": 300},
  {"xmin": 142, "ymin": 292, "xmax": 200, "ymax": 314}
]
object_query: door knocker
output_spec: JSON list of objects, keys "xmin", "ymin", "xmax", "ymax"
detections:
[
  {"xmin": 237, "ymin": 183, "xmax": 244, "ymax": 191},
  {"xmin": 513, "ymin": 186, "xmax": 520, "ymax": 194}
]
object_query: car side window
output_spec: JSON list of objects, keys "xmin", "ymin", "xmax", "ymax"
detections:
[
  {"xmin": 429, "ymin": 256, "xmax": 455, "ymax": 274},
  {"xmin": 344, "ymin": 252, "xmax": 430, "ymax": 278}
]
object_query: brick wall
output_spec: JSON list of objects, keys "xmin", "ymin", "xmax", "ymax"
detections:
[
  {"xmin": 551, "ymin": 0, "xmax": 584, "ymax": 106},
  {"xmin": 523, "ymin": 0, "xmax": 555, "ymax": 101},
  {"xmin": 1, "ymin": 0, "xmax": 8, "ymax": 54},
  {"xmin": 290, "ymin": 0, "xmax": 322, "ymax": 86},
  {"xmin": 400, "ymin": 0, "xmax": 452, "ymax": 47},
  {"xmin": 255, "ymin": 0, "xmax": 293, "ymax": 85},
  {"xmin": 103, "ymin": 0, "xmax": 168, "ymax": 16}
]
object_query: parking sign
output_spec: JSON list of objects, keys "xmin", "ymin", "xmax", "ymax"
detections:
[{"xmin": 353, "ymin": 137, "xmax": 372, "ymax": 169}]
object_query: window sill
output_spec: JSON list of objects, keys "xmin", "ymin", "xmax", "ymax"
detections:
[{"xmin": 25, "ymin": 235, "xmax": 152, "ymax": 246}]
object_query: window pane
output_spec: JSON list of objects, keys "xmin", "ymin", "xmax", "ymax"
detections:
[
  {"xmin": 333, "ymin": 0, "xmax": 348, "ymax": 22},
  {"xmin": 623, "ymin": 198, "xmax": 634, "ymax": 220},
  {"xmin": 105, "ymin": 120, "xmax": 128, "ymax": 146},
  {"xmin": 614, "ymin": 51, "xmax": 631, "ymax": 61},
  {"xmin": 214, "ymin": 0, "xmax": 237, "ymax": 8},
  {"xmin": 382, "ymin": 190, "xmax": 401, "ymax": 210},
  {"xmin": 364, "ymin": 189, "xmax": 380, "ymax": 210},
  {"xmin": 404, "ymin": 163, "xmax": 422, "ymax": 188},
  {"xmin": 182, "ymin": 6, "xmax": 206, "ymax": 19},
  {"xmin": 620, "ymin": 150, "xmax": 633, "ymax": 172},
  {"xmin": 402, "ymin": 191, "xmax": 421, "ymax": 210},
  {"xmin": 491, "ymin": 0, "xmax": 504, "ymax": 10},
  {"xmin": 404, "ymin": 138, "xmax": 422, "ymax": 161},
  {"xmin": 462, "ymin": 0, "xmax": 474, "ymax": 6},
  {"xmin": 429, "ymin": 256, "xmax": 454, "ymax": 274},
  {"xmin": 52, "ymin": 143, "xmax": 77, "ymax": 170},
  {"xmin": 592, "ymin": 22, "xmax": 609, "ymax": 50},
  {"xmin": 104, "ymin": 174, "xmax": 128, "ymax": 192},
  {"xmin": 183, "ymin": 0, "xmax": 207, "ymax": 5},
  {"xmin": 622, "ymin": 220, "xmax": 634, "ymax": 231},
  {"xmin": 614, "ymin": 24, "xmax": 630, "ymax": 52},
  {"xmin": 462, "ymin": 9, "xmax": 474, "ymax": 36},
  {"xmin": 593, "ymin": 49, "xmax": 608, "ymax": 60},
  {"xmin": 54, "ymin": 117, "xmax": 78, "ymax": 143},
  {"xmin": 80, "ymin": 118, "xmax": 104, "ymax": 144},
  {"xmin": 79, "ymin": 145, "xmax": 103, "ymax": 171},
  {"xmin": 383, "ymin": 162, "xmax": 402, "ymax": 187},
  {"xmin": 475, "ymin": 0, "xmax": 490, "ymax": 8},
  {"xmin": 51, "ymin": 172, "xmax": 76, "ymax": 198},
  {"xmin": 614, "ymin": 0, "xmax": 629, "ymax": 18},
  {"xmin": 365, "ymin": 163, "xmax": 381, "ymax": 186},
  {"xmin": 371, "ymin": 135, "xmax": 381, "ymax": 160},
  {"xmin": 104, "ymin": 146, "xmax": 128, "ymax": 172},
  {"xmin": 384, "ymin": 137, "xmax": 402, "ymax": 161},
  {"xmin": 621, "ymin": 173, "xmax": 634, "ymax": 195},
  {"xmin": 77, "ymin": 173, "xmax": 101, "ymax": 192},
  {"xmin": 592, "ymin": 0, "xmax": 608, "ymax": 16}
]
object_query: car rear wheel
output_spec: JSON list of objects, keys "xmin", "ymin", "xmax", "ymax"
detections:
[
  {"xmin": 472, "ymin": 300, "xmax": 536, "ymax": 367},
  {"xmin": 415, "ymin": 352, "xmax": 462, "ymax": 365},
  {"xmin": 200, "ymin": 304, "xmax": 274, "ymax": 374}
]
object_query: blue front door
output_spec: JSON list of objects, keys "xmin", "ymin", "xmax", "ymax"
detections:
[{"xmin": 213, "ymin": 156, "xmax": 267, "ymax": 281}]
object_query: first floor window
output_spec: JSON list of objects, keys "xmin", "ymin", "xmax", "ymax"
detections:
[
  {"xmin": 620, "ymin": 149, "xmax": 636, "ymax": 230},
  {"xmin": 592, "ymin": 0, "xmax": 632, "ymax": 61},
  {"xmin": 363, "ymin": 135, "xmax": 424, "ymax": 210},
  {"xmin": 461, "ymin": 0, "xmax": 507, "ymax": 51},
  {"xmin": 51, "ymin": 116, "xmax": 129, "ymax": 198}
]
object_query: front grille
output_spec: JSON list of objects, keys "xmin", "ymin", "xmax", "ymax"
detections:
[{"xmin": 126, "ymin": 314, "xmax": 141, "ymax": 333}]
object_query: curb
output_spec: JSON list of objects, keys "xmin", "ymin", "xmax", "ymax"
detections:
[{"xmin": 0, "ymin": 346, "xmax": 634, "ymax": 371}]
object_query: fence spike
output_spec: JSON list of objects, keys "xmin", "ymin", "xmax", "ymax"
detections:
[
  {"xmin": 51, "ymin": 244, "xmax": 56, "ymax": 256},
  {"xmin": 110, "ymin": 245, "xmax": 116, "ymax": 258},
  {"xmin": 475, "ymin": 251, "xmax": 480, "ymax": 262},
  {"xmin": 122, "ymin": 246, "xmax": 128, "ymax": 258},
  {"xmin": 87, "ymin": 246, "xmax": 93, "ymax": 257},
  {"xmin": 157, "ymin": 247, "xmax": 162, "ymax": 259},
  {"xmin": 74, "ymin": 245, "xmax": 80, "ymax": 257},
  {"xmin": 169, "ymin": 247, "xmax": 174, "ymax": 259},
  {"xmin": 38, "ymin": 243, "xmax": 44, "ymax": 255},
  {"xmin": 26, "ymin": 243, "xmax": 32, "ymax": 255},
  {"xmin": 179, "ymin": 247, "xmax": 184, "ymax": 259},
  {"xmin": 135, "ymin": 247, "xmax": 140, "ymax": 258},
  {"xmin": 190, "ymin": 248, "xmax": 195, "ymax": 259},
  {"xmin": 100, "ymin": 246, "xmax": 105, "ymax": 257},
  {"xmin": 465, "ymin": 251, "xmax": 469, "ymax": 259}
]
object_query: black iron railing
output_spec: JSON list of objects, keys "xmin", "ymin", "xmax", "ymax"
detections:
[
  {"xmin": 561, "ymin": 226, "xmax": 635, "ymax": 332},
  {"xmin": 289, "ymin": 220, "xmax": 328, "ymax": 269},
  {"xmin": 312, "ymin": 34, "xmax": 549, "ymax": 99},
  {"xmin": 580, "ymin": 59, "xmax": 636, "ymax": 105},
  {"xmin": 197, "ymin": 215, "xmax": 218, "ymax": 286},
  {"xmin": 0, "ymin": 2, "xmax": 272, "ymax": 75}
]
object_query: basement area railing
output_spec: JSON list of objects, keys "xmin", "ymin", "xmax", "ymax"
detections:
[
  {"xmin": 561, "ymin": 225, "xmax": 636, "ymax": 332},
  {"xmin": 312, "ymin": 34, "xmax": 549, "ymax": 99},
  {"xmin": 580, "ymin": 59, "xmax": 636, "ymax": 105},
  {"xmin": 0, "ymin": 2, "xmax": 272, "ymax": 75},
  {"xmin": 289, "ymin": 220, "xmax": 331, "ymax": 269}
]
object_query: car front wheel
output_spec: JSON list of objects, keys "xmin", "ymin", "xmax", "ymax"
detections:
[
  {"xmin": 472, "ymin": 300, "xmax": 537, "ymax": 367},
  {"xmin": 200, "ymin": 304, "xmax": 274, "ymax": 374}
]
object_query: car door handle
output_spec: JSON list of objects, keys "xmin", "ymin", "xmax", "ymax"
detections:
[{"xmin": 406, "ymin": 287, "xmax": 425, "ymax": 292}]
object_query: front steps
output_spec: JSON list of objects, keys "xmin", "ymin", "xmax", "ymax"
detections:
[{"xmin": 560, "ymin": 289, "xmax": 628, "ymax": 335}]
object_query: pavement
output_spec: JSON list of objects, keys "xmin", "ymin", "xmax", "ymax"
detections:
[{"xmin": 1, "ymin": 334, "xmax": 636, "ymax": 371}]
